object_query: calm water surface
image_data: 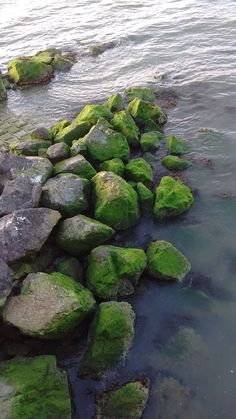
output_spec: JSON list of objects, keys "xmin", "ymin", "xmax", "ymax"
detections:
[{"xmin": 1, "ymin": 1, "xmax": 236, "ymax": 418}]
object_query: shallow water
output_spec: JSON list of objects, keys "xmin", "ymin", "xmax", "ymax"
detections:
[{"xmin": 1, "ymin": 0, "xmax": 236, "ymax": 418}]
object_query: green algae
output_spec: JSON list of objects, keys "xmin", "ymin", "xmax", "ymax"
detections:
[
  {"xmin": 125, "ymin": 158, "xmax": 153, "ymax": 184},
  {"xmin": 162, "ymin": 155, "xmax": 190, "ymax": 170},
  {"xmin": 167, "ymin": 135, "xmax": 188, "ymax": 155},
  {"xmin": 106, "ymin": 92, "xmax": 124, "ymax": 112},
  {"xmin": 140, "ymin": 131, "xmax": 163, "ymax": 151},
  {"xmin": 73, "ymin": 104, "xmax": 113, "ymax": 126},
  {"xmin": 99, "ymin": 158, "xmax": 125, "ymax": 176},
  {"xmin": 111, "ymin": 110, "xmax": 140, "ymax": 146}
]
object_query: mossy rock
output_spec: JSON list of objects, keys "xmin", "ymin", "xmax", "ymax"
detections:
[
  {"xmin": 153, "ymin": 176, "xmax": 194, "ymax": 219},
  {"xmin": 3, "ymin": 272, "xmax": 96, "ymax": 339},
  {"xmin": 80, "ymin": 301, "xmax": 135, "ymax": 377},
  {"xmin": 99, "ymin": 158, "xmax": 125, "ymax": 177},
  {"xmin": 30, "ymin": 127, "xmax": 52, "ymax": 141},
  {"xmin": 84, "ymin": 123, "xmax": 130, "ymax": 162},
  {"xmin": 127, "ymin": 98, "xmax": 167, "ymax": 125},
  {"xmin": 7, "ymin": 57, "xmax": 54, "ymax": 85},
  {"xmin": 144, "ymin": 119, "xmax": 163, "ymax": 133},
  {"xmin": 92, "ymin": 171, "xmax": 140, "ymax": 230},
  {"xmin": 52, "ymin": 54, "xmax": 74, "ymax": 71},
  {"xmin": 140, "ymin": 131, "xmax": 163, "ymax": 151},
  {"xmin": 125, "ymin": 158, "xmax": 153, "ymax": 184},
  {"xmin": 125, "ymin": 86, "xmax": 156, "ymax": 102},
  {"xmin": 33, "ymin": 50, "xmax": 55, "ymax": 64},
  {"xmin": 0, "ymin": 355, "xmax": 71, "ymax": 419},
  {"xmin": 46, "ymin": 142, "xmax": 70, "ymax": 163},
  {"xmin": 96, "ymin": 116, "xmax": 114, "ymax": 129},
  {"xmin": 111, "ymin": 110, "xmax": 140, "ymax": 146},
  {"xmin": 70, "ymin": 137, "xmax": 88, "ymax": 157},
  {"xmin": 106, "ymin": 93, "xmax": 124, "ymax": 112},
  {"xmin": 55, "ymin": 257, "xmax": 83, "ymax": 282},
  {"xmin": 73, "ymin": 104, "xmax": 113, "ymax": 126},
  {"xmin": 136, "ymin": 182, "xmax": 154, "ymax": 210},
  {"xmin": 54, "ymin": 121, "xmax": 91, "ymax": 146},
  {"xmin": 162, "ymin": 155, "xmax": 190, "ymax": 170},
  {"xmin": 49, "ymin": 119, "xmax": 70, "ymax": 139},
  {"xmin": 56, "ymin": 214, "xmax": 115, "ymax": 256},
  {"xmin": 97, "ymin": 379, "xmax": 149, "ymax": 418},
  {"xmin": 167, "ymin": 135, "xmax": 188, "ymax": 155},
  {"xmin": 87, "ymin": 245, "xmax": 147, "ymax": 300},
  {"xmin": 9, "ymin": 139, "xmax": 51, "ymax": 156},
  {"xmin": 146, "ymin": 240, "xmax": 191, "ymax": 282},
  {"xmin": 53, "ymin": 155, "xmax": 96, "ymax": 180}
]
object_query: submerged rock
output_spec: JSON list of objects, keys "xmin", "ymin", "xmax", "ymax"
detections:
[
  {"xmin": 146, "ymin": 240, "xmax": 191, "ymax": 282},
  {"xmin": 87, "ymin": 245, "xmax": 147, "ymax": 300},
  {"xmin": 153, "ymin": 176, "xmax": 194, "ymax": 220},
  {"xmin": 125, "ymin": 158, "xmax": 153, "ymax": 184},
  {"xmin": 73, "ymin": 104, "xmax": 113, "ymax": 126},
  {"xmin": 0, "ymin": 355, "xmax": 71, "ymax": 418},
  {"xmin": 80, "ymin": 301, "xmax": 135, "ymax": 377},
  {"xmin": 162, "ymin": 155, "xmax": 190, "ymax": 170},
  {"xmin": 56, "ymin": 214, "xmax": 115, "ymax": 256},
  {"xmin": 167, "ymin": 135, "xmax": 188, "ymax": 155},
  {"xmin": 96, "ymin": 379, "xmax": 149, "ymax": 419},
  {"xmin": 111, "ymin": 110, "xmax": 140, "ymax": 146},
  {"xmin": 3, "ymin": 272, "xmax": 96, "ymax": 338},
  {"xmin": 7, "ymin": 57, "xmax": 54, "ymax": 85},
  {"xmin": 125, "ymin": 86, "xmax": 156, "ymax": 102},
  {"xmin": 0, "ymin": 208, "xmax": 61, "ymax": 264},
  {"xmin": 89, "ymin": 41, "xmax": 116, "ymax": 57},
  {"xmin": 92, "ymin": 171, "xmax": 140, "ymax": 230},
  {"xmin": 46, "ymin": 142, "xmax": 70, "ymax": 163},
  {"xmin": 53, "ymin": 154, "xmax": 96, "ymax": 180},
  {"xmin": 84, "ymin": 123, "xmax": 130, "ymax": 162},
  {"xmin": 54, "ymin": 121, "xmax": 91, "ymax": 146},
  {"xmin": 128, "ymin": 98, "xmax": 167, "ymax": 125},
  {"xmin": 52, "ymin": 53, "xmax": 74, "ymax": 71},
  {"xmin": 99, "ymin": 158, "xmax": 125, "ymax": 177},
  {"xmin": 0, "ymin": 259, "xmax": 13, "ymax": 308},
  {"xmin": 140, "ymin": 131, "xmax": 163, "ymax": 151},
  {"xmin": 106, "ymin": 92, "xmax": 124, "ymax": 112},
  {"xmin": 41, "ymin": 173, "xmax": 90, "ymax": 217}
]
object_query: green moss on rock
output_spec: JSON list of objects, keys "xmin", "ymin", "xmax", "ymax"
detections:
[
  {"xmin": 53, "ymin": 154, "xmax": 96, "ymax": 180},
  {"xmin": 70, "ymin": 137, "xmax": 88, "ymax": 157},
  {"xmin": 8, "ymin": 57, "xmax": 54, "ymax": 85},
  {"xmin": 99, "ymin": 158, "xmax": 125, "ymax": 177},
  {"xmin": 167, "ymin": 135, "xmax": 188, "ymax": 155},
  {"xmin": 54, "ymin": 121, "xmax": 91, "ymax": 146},
  {"xmin": 80, "ymin": 301, "xmax": 135, "ymax": 377},
  {"xmin": 146, "ymin": 240, "xmax": 191, "ymax": 282},
  {"xmin": 140, "ymin": 131, "xmax": 163, "ymax": 151},
  {"xmin": 49, "ymin": 120, "xmax": 70, "ymax": 139},
  {"xmin": 125, "ymin": 86, "xmax": 156, "ymax": 102},
  {"xmin": 106, "ymin": 93, "xmax": 124, "ymax": 112},
  {"xmin": 9, "ymin": 139, "xmax": 51, "ymax": 156},
  {"xmin": 111, "ymin": 110, "xmax": 140, "ymax": 146},
  {"xmin": 162, "ymin": 155, "xmax": 190, "ymax": 170},
  {"xmin": 153, "ymin": 176, "xmax": 194, "ymax": 219},
  {"xmin": 125, "ymin": 158, "xmax": 153, "ymax": 184},
  {"xmin": 87, "ymin": 245, "xmax": 147, "ymax": 300},
  {"xmin": 92, "ymin": 171, "xmax": 140, "ymax": 230},
  {"xmin": 73, "ymin": 104, "xmax": 113, "ymax": 126},
  {"xmin": 144, "ymin": 119, "xmax": 163, "ymax": 133},
  {"xmin": 127, "ymin": 98, "xmax": 167, "ymax": 125},
  {"xmin": 136, "ymin": 182, "xmax": 154, "ymax": 210}
]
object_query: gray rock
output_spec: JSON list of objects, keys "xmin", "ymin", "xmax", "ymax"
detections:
[
  {"xmin": 0, "ymin": 208, "xmax": 61, "ymax": 264},
  {"xmin": 53, "ymin": 155, "xmax": 96, "ymax": 180},
  {"xmin": 9, "ymin": 138, "xmax": 51, "ymax": 156},
  {"xmin": 46, "ymin": 142, "xmax": 70, "ymax": 163},
  {"xmin": 0, "ymin": 176, "xmax": 41, "ymax": 216},
  {"xmin": 41, "ymin": 173, "xmax": 90, "ymax": 217},
  {"xmin": 0, "ymin": 259, "xmax": 13, "ymax": 308}
]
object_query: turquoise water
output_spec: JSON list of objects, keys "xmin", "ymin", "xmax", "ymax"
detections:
[{"xmin": 1, "ymin": 1, "xmax": 236, "ymax": 418}]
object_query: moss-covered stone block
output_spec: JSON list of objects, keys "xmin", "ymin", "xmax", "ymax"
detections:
[
  {"xmin": 53, "ymin": 154, "xmax": 96, "ymax": 180},
  {"xmin": 49, "ymin": 119, "xmax": 70, "ymax": 139},
  {"xmin": 9, "ymin": 139, "xmax": 51, "ymax": 156},
  {"xmin": 140, "ymin": 131, "xmax": 163, "ymax": 151},
  {"xmin": 162, "ymin": 155, "xmax": 190, "ymax": 170},
  {"xmin": 125, "ymin": 158, "xmax": 153, "ymax": 184},
  {"xmin": 125, "ymin": 86, "xmax": 156, "ymax": 102},
  {"xmin": 73, "ymin": 104, "xmax": 113, "ymax": 126},
  {"xmin": 167, "ymin": 135, "xmax": 188, "ymax": 155},
  {"xmin": 136, "ymin": 182, "xmax": 154, "ymax": 210},
  {"xmin": 7, "ymin": 57, "xmax": 54, "ymax": 85},
  {"xmin": 127, "ymin": 98, "xmax": 167, "ymax": 125},
  {"xmin": 99, "ymin": 158, "xmax": 125, "ymax": 177},
  {"xmin": 106, "ymin": 93, "xmax": 124, "ymax": 112},
  {"xmin": 111, "ymin": 110, "xmax": 140, "ymax": 146},
  {"xmin": 54, "ymin": 121, "xmax": 91, "ymax": 146}
]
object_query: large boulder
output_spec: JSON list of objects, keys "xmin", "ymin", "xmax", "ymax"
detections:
[
  {"xmin": 125, "ymin": 158, "xmax": 153, "ymax": 184},
  {"xmin": 153, "ymin": 176, "xmax": 194, "ymax": 220},
  {"xmin": 53, "ymin": 155, "xmax": 96, "ymax": 180},
  {"xmin": 56, "ymin": 214, "xmax": 114, "ymax": 256},
  {"xmin": 54, "ymin": 121, "xmax": 91, "ymax": 146},
  {"xmin": 87, "ymin": 245, "xmax": 147, "ymax": 300},
  {"xmin": 146, "ymin": 240, "xmax": 191, "ymax": 282},
  {"xmin": 41, "ymin": 174, "xmax": 90, "ymax": 217},
  {"xmin": 124, "ymin": 86, "xmax": 156, "ymax": 102},
  {"xmin": 80, "ymin": 301, "xmax": 135, "ymax": 377},
  {"xmin": 0, "ymin": 355, "xmax": 71, "ymax": 418},
  {"xmin": 7, "ymin": 57, "xmax": 54, "ymax": 85},
  {"xmin": 0, "ymin": 176, "xmax": 41, "ymax": 216},
  {"xmin": 3, "ymin": 272, "xmax": 96, "ymax": 338},
  {"xmin": 0, "ymin": 154, "xmax": 52, "ymax": 189},
  {"xmin": 167, "ymin": 135, "xmax": 188, "ymax": 155},
  {"xmin": 96, "ymin": 379, "xmax": 149, "ymax": 419},
  {"xmin": 111, "ymin": 110, "xmax": 140, "ymax": 146},
  {"xmin": 0, "ymin": 259, "xmax": 13, "ymax": 308},
  {"xmin": 92, "ymin": 171, "xmax": 140, "ymax": 230},
  {"xmin": 127, "ymin": 98, "xmax": 167, "ymax": 125},
  {"xmin": 0, "ymin": 208, "xmax": 61, "ymax": 264},
  {"xmin": 73, "ymin": 104, "xmax": 113, "ymax": 126},
  {"xmin": 83, "ymin": 123, "xmax": 130, "ymax": 162}
]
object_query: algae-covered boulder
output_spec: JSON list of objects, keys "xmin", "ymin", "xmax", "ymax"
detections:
[
  {"xmin": 87, "ymin": 245, "xmax": 147, "ymax": 300},
  {"xmin": 52, "ymin": 53, "xmax": 74, "ymax": 71},
  {"xmin": 70, "ymin": 137, "xmax": 88, "ymax": 157},
  {"xmin": 46, "ymin": 142, "xmax": 70, "ymax": 162},
  {"xmin": 128, "ymin": 98, "xmax": 167, "ymax": 125},
  {"xmin": 0, "ymin": 259, "xmax": 13, "ymax": 308},
  {"xmin": 167, "ymin": 135, "xmax": 188, "ymax": 155},
  {"xmin": 9, "ymin": 138, "xmax": 51, "ymax": 156},
  {"xmin": 125, "ymin": 158, "xmax": 153, "ymax": 184},
  {"xmin": 136, "ymin": 182, "xmax": 154, "ymax": 211},
  {"xmin": 0, "ymin": 208, "xmax": 61, "ymax": 264},
  {"xmin": 7, "ymin": 57, "xmax": 54, "ymax": 85},
  {"xmin": 56, "ymin": 214, "xmax": 115, "ymax": 256},
  {"xmin": 125, "ymin": 86, "xmax": 156, "ymax": 102},
  {"xmin": 96, "ymin": 379, "xmax": 149, "ymax": 419},
  {"xmin": 111, "ymin": 110, "xmax": 140, "ymax": 146},
  {"xmin": 0, "ymin": 355, "xmax": 71, "ymax": 419},
  {"xmin": 106, "ymin": 92, "xmax": 124, "ymax": 112},
  {"xmin": 41, "ymin": 173, "xmax": 90, "ymax": 217},
  {"xmin": 49, "ymin": 119, "xmax": 70, "ymax": 139},
  {"xmin": 3, "ymin": 272, "xmax": 96, "ymax": 338},
  {"xmin": 73, "ymin": 104, "xmax": 113, "ymax": 126},
  {"xmin": 140, "ymin": 131, "xmax": 163, "ymax": 151},
  {"xmin": 99, "ymin": 158, "xmax": 125, "ymax": 177},
  {"xmin": 55, "ymin": 257, "xmax": 83, "ymax": 282},
  {"xmin": 84, "ymin": 123, "xmax": 130, "ymax": 162},
  {"xmin": 92, "ymin": 171, "xmax": 140, "ymax": 230},
  {"xmin": 154, "ymin": 176, "xmax": 194, "ymax": 219},
  {"xmin": 54, "ymin": 121, "xmax": 91, "ymax": 146},
  {"xmin": 54, "ymin": 154, "xmax": 96, "ymax": 180},
  {"xmin": 146, "ymin": 240, "xmax": 191, "ymax": 282},
  {"xmin": 80, "ymin": 301, "xmax": 135, "ymax": 377},
  {"xmin": 162, "ymin": 155, "xmax": 190, "ymax": 170}
]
